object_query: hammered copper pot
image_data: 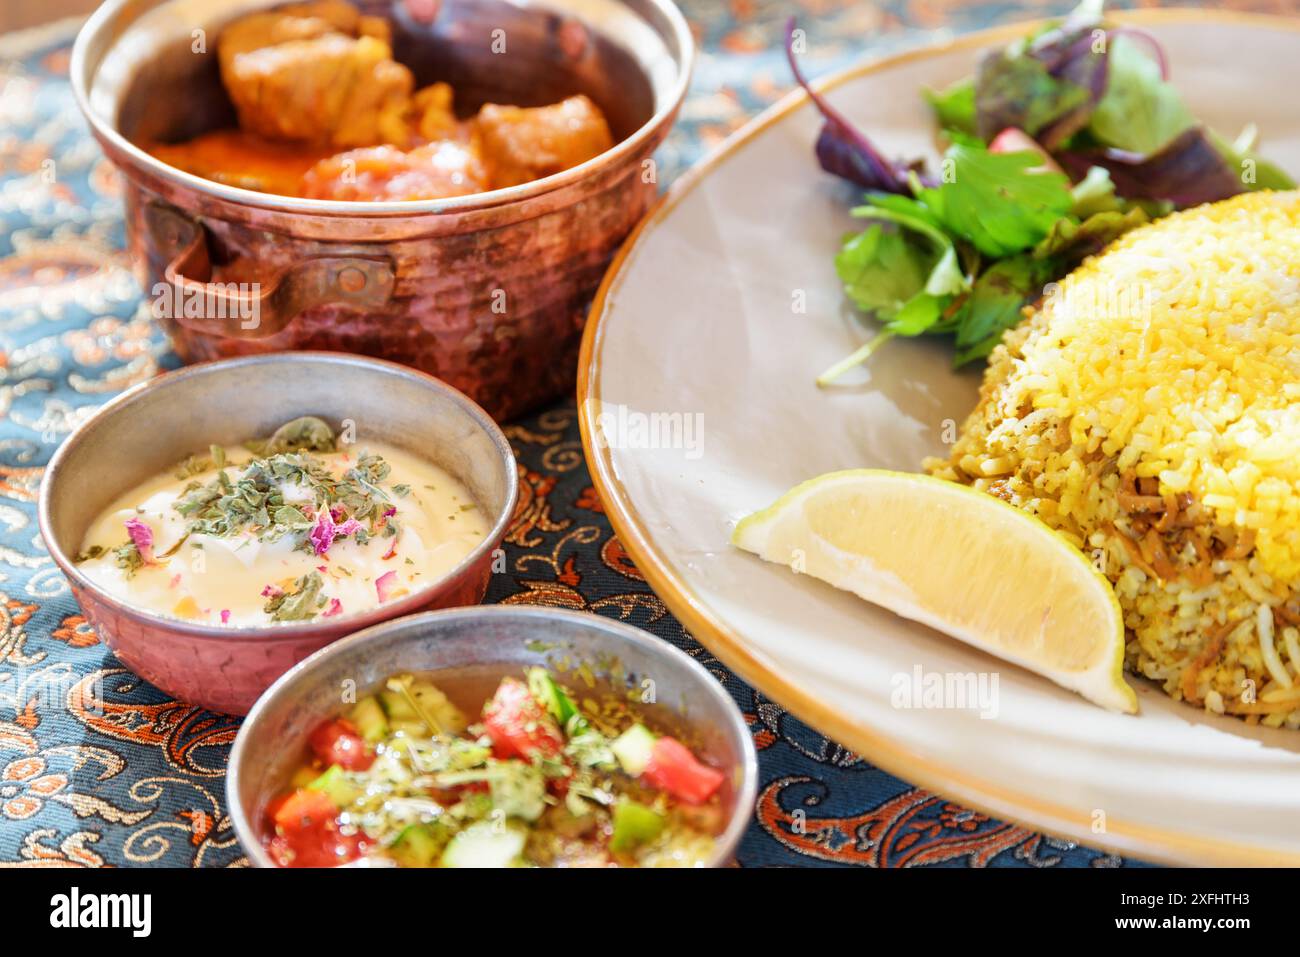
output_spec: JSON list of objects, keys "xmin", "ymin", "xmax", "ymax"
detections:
[{"xmin": 71, "ymin": 0, "xmax": 693, "ymax": 421}]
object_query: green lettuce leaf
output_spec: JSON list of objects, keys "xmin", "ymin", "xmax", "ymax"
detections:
[
  {"xmin": 924, "ymin": 78, "xmax": 979, "ymax": 138},
  {"xmin": 918, "ymin": 141, "xmax": 1074, "ymax": 257},
  {"xmin": 849, "ymin": 194, "xmax": 967, "ymax": 297},
  {"xmin": 833, "ymin": 224, "xmax": 932, "ymax": 316},
  {"xmin": 1032, "ymin": 206, "xmax": 1149, "ymax": 263},
  {"xmin": 1211, "ymin": 127, "xmax": 1296, "ymax": 192},
  {"xmin": 952, "ymin": 256, "xmax": 1058, "ymax": 366},
  {"xmin": 1088, "ymin": 35, "xmax": 1193, "ymax": 155}
]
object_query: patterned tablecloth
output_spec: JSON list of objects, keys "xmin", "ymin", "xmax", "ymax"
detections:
[{"xmin": 0, "ymin": 0, "xmax": 1289, "ymax": 869}]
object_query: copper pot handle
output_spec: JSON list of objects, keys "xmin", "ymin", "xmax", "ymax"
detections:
[{"xmin": 144, "ymin": 204, "xmax": 396, "ymax": 340}]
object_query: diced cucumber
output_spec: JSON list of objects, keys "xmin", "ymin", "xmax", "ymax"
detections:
[
  {"xmin": 610, "ymin": 723, "xmax": 658, "ymax": 776},
  {"xmin": 306, "ymin": 764, "xmax": 359, "ymax": 808},
  {"xmin": 410, "ymin": 680, "xmax": 468, "ymax": 734},
  {"xmin": 349, "ymin": 696, "xmax": 388, "ymax": 743},
  {"xmin": 610, "ymin": 799, "xmax": 664, "ymax": 853},
  {"xmin": 527, "ymin": 667, "xmax": 578, "ymax": 726},
  {"xmin": 440, "ymin": 821, "xmax": 527, "ymax": 868},
  {"xmin": 379, "ymin": 689, "xmax": 418, "ymax": 722},
  {"xmin": 388, "ymin": 719, "xmax": 429, "ymax": 737},
  {"xmin": 388, "ymin": 823, "xmax": 448, "ymax": 868},
  {"xmin": 380, "ymin": 678, "xmax": 467, "ymax": 735}
]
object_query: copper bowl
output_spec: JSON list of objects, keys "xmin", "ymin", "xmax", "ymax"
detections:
[
  {"xmin": 71, "ymin": 0, "xmax": 693, "ymax": 421},
  {"xmin": 37, "ymin": 352, "xmax": 519, "ymax": 716},
  {"xmin": 228, "ymin": 605, "xmax": 760, "ymax": 867}
]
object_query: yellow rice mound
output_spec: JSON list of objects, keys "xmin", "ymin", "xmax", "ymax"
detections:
[{"xmin": 928, "ymin": 190, "xmax": 1300, "ymax": 726}]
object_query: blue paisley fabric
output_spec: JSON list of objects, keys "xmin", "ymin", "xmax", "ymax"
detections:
[{"xmin": 1, "ymin": 0, "xmax": 1276, "ymax": 868}]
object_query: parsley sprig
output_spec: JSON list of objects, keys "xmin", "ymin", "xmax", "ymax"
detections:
[{"xmin": 819, "ymin": 137, "xmax": 1150, "ymax": 380}]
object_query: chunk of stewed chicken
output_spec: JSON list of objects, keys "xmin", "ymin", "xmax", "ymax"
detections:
[
  {"xmin": 474, "ymin": 95, "xmax": 614, "ymax": 188},
  {"xmin": 217, "ymin": 1, "xmax": 412, "ymax": 148}
]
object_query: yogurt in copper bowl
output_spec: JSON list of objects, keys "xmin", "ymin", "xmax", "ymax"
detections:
[
  {"xmin": 75, "ymin": 417, "xmax": 491, "ymax": 627},
  {"xmin": 39, "ymin": 352, "xmax": 518, "ymax": 715}
]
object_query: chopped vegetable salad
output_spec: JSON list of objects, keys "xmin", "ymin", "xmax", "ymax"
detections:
[{"xmin": 264, "ymin": 667, "xmax": 728, "ymax": 867}]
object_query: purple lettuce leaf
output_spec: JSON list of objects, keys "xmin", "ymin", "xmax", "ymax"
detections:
[
  {"xmin": 975, "ymin": 5, "xmax": 1111, "ymax": 151},
  {"xmin": 1058, "ymin": 126, "xmax": 1245, "ymax": 207},
  {"xmin": 785, "ymin": 17, "xmax": 932, "ymax": 193}
]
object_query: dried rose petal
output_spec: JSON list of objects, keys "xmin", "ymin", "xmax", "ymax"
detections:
[
  {"xmin": 375, "ymin": 570, "xmax": 399, "ymax": 603},
  {"xmin": 220, "ymin": 609, "xmax": 231, "ymax": 624},
  {"xmin": 322, "ymin": 598, "xmax": 343, "ymax": 618},
  {"xmin": 308, "ymin": 510, "xmax": 336, "ymax": 556},
  {"xmin": 124, "ymin": 517, "xmax": 155, "ymax": 563},
  {"xmin": 260, "ymin": 584, "xmax": 283, "ymax": 598}
]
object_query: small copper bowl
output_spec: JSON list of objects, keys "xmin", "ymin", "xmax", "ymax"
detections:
[
  {"xmin": 71, "ymin": 0, "xmax": 693, "ymax": 421},
  {"xmin": 228, "ymin": 605, "xmax": 759, "ymax": 867},
  {"xmin": 38, "ymin": 352, "xmax": 518, "ymax": 716}
]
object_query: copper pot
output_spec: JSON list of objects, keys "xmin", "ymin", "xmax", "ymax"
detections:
[{"xmin": 71, "ymin": 0, "xmax": 693, "ymax": 421}]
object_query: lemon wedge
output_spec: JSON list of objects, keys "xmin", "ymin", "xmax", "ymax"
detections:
[{"xmin": 732, "ymin": 469, "xmax": 1136, "ymax": 713}]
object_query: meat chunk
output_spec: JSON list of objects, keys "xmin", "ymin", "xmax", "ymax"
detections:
[
  {"xmin": 473, "ymin": 95, "xmax": 614, "ymax": 188},
  {"xmin": 409, "ymin": 83, "xmax": 459, "ymax": 142},
  {"xmin": 217, "ymin": 1, "xmax": 413, "ymax": 148},
  {"xmin": 299, "ymin": 140, "xmax": 488, "ymax": 201}
]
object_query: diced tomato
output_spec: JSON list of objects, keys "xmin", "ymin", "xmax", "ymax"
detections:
[
  {"xmin": 988, "ymin": 127, "xmax": 1063, "ymax": 174},
  {"xmin": 641, "ymin": 736, "xmax": 725, "ymax": 805},
  {"xmin": 265, "ymin": 788, "xmax": 367, "ymax": 868},
  {"xmin": 308, "ymin": 718, "xmax": 374, "ymax": 771},
  {"xmin": 265, "ymin": 826, "xmax": 366, "ymax": 868},
  {"xmin": 272, "ymin": 788, "xmax": 337, "ymax": 832},
  {"xmin": 482, "ymin": 677, "xmax": 564, "ymax": 761}
]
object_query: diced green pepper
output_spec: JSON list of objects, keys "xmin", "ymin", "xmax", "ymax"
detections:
[
  {"xmin": 349, "ymin": 696, "xmax": 388, "ymax": 743},
  {"xmin": 610, "ymin": 723, "xmax": 658, "ymax": 776},
  {"xmin": 306, "ymin": 764, "xmax": 359, "ymax": 808},
  {"xmin": 610, "ymin": 799, "xmax": 664, "ymax": 852}
]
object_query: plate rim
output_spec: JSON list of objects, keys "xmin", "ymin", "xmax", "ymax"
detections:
[{"xmin": 578, "ymin": 7, "xmax": 1300, "ymax": 867}]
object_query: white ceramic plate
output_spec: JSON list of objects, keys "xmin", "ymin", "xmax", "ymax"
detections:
[{"xmin": 579, "ymin": 10, "xmax": 1300, "ymax": 866}]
